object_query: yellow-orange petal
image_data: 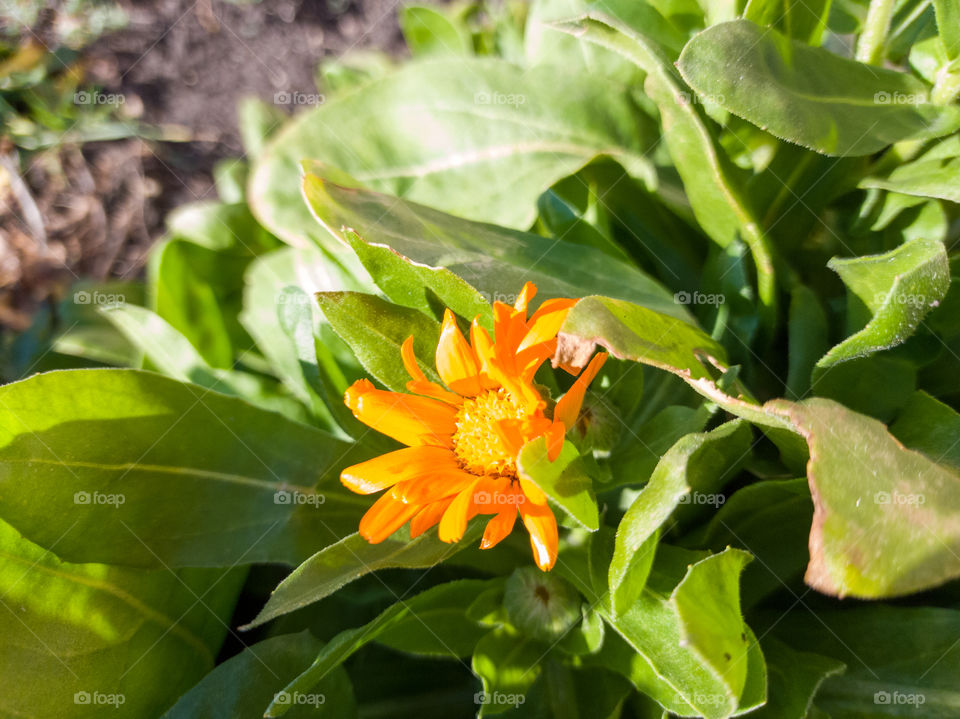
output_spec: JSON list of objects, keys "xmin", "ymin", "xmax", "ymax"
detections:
[
  {"xmin": 514, "ymin": 282, "xmax": 537, "ymax": 313},
  {"xmin": 520, "ymin": 500, "xmax": 558, "ymax": 570},
  {"xmin": 394, "ymin": 467, "xmax": 478, "ymax": 505},
  {"xmin": 470, "ymin": 318, "xmax": 499, "ymax": 389},
  {"xmin": 554, "ymin": 352, "xmax": 608, "ymax": 430},
  {"xmin": 516, "ymin": 299, "xmax": 575, "ymax": 355},
  {"xmin": 438, "ymin": 477, "xmax": 483, "ymax": 543},
  {"xmin": 518, "ymin": 476, "xmax": 548, "ymax": 506},
  {"xmin": 401, "ymin": 336, "xmax": 463, "ymax": 404},
  {"xmin": 345, "ymin": 379, "xmax": 457, "ymax": 447},
  {"xmin": 481, "ymin": 506, "xmax": 518, "ymax": 549},
  {"xmin": 341, "ymin": 446, "xmax": 460, "ymax": 495},
  {"xmin": 436, "ymin": 309, "xmax": 484, "ymax": 396},
  {"xmin": 359, "ymin": 492, "xmax": 420, "ymax": 544},
  {"xmin": 410, "ymin": 496, "xmax": 454, "ymax": 538}
]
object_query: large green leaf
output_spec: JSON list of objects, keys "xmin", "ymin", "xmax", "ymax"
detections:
[
  {"xmin": 553, "ymin": 13, "xmax": 778, "ymax": 328},
  {"xmin": 772, "ymin": 397, "xmax": 960, "ymax": 597},
  {"xmin": 264, "ymin": 579, "xmax": 495, "ymax": 717},
  {"xmin": 751, "ymin": 638, "xmax": 844, "ymax": 719},
  {"xmin": 816, "ymin": 237, "xmax": 950, "ymax": 370},
  {"xmin": 770, "ymin": 605, "xmax": 960, "ymax": 717},
  {"xmin": 861, "ymin": 135, "xmax": 960, "ymax": 203},
  {"xmin": 245, "ymin": 526, "xmax": 483, "ymax": 628},
  {"xmin": 161, "ymin": 632, "xmax": 356, "ymax": 718},
  {"xmin": 302, "ymin": 175, "xmax": 684, "ymax": 319},
  {"xmin": 0, "ymin": 518, "xmax": 244, "ymax": 718},
  {"xmin": 0, "ymin": 369, "xmax": 369, "ymax": 568},
  {"xmin": 678, "ymin": 20, "xmax": 960, "ymax": 156},
  {"xmin": 472, "ymin": 627, "xmax": 548, "ymax": 716},
  {"xmin": 249, "ymin": 58, "xmax": 656, "ymax": 245}
]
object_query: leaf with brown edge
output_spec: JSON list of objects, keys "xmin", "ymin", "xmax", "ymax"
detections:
[{"xmin": 770, "ymin": 397, "xmax": 960, "ymax": 598}]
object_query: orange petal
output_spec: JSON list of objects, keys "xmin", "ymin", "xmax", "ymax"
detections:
[
  {"xmin": 410, "ymin": 496, "xmax": 454, "ymax": 538},
  {"xmin": 518, "ymin": 476, "xmax": 548, "ymax": 506},
  {"xmin": 401, "ymin": 336, "xmax": 463, "ymax": 405},
  {"xmin": 544, "ymin": 421, "xmax": 566, "ymax": 462},
  {"xmin": 359, "ymin": 492, "xmax": 420, "ymax": 544},
  {"xmin": 481, "ymin": 506, "xmax": 518, "ymax": 549},
  {"xmin": 394, "ymin": 468, "xmax": 478, "ymax": 505},
  {"xmin": 341, "ymin": 446, "xmax": 460, "ymax": 495},
  {"xmin": 438, "ymin": 477, "xmax": 483, "ymax": 543},
  {"xmin": 520, "ymin": 500, "xmax": 558, "ymax": 571},
  {"xmin": 554, "ymin": 352, "xmax": 608, "ymax": 430},
  {"xmin": 436, "ymin": 309, "xmax": 484, "ymax": 396},
  {"xmin": 344, "ymin": 379, "xmax": 457, "ymax": 447}
]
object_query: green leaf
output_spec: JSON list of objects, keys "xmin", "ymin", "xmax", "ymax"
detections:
[
  {"xmin": 315, "ymin": 291, "xmax": 442, "ymax": 393},
  {"xmin": 743, "ymin": 0, "xmax": 832, "ymax": 44},
  {"xmin": 785, "ymin": 284, "xmax": 829, "ymax": 399},
  {"xmin": 861, "ymin": 135, "xmax": 960, "ymax": 203},
  {"xmin": 0, "ymin": 369, "xmax": 368, "ymax": 568},
  {"xmin": 581, "ymin": 546, "xmax": 760, "ymax": 719},
  {"xmin": 771, "ymin": 397, "xmax": 960, "ymax": 597},
  {"xmin": 341, "ymin": 228, "xmax": 493, "ymax": 327},
  {"xmin": 557, "ymin": 295, "xmax": 727, "ymax": 381},
  {"xmin": 678, "ymin": 20, "xmax": 960, "ymax": 156},
  {"xmin": 264, "ymin": 579, "xmax": 496, "ymax": 717},
  {"xmin": 934, "ymin": 0, "xmax": 960, "ymax": 60},
  {"xmin": 245, "ymin": 526, "xmax": 483, "ymax": 628},
  {"xmin": 890, "ymin": 390, "xmax": 960, "ymax": 471},
  {"xmin": 770, "ymin": 605, "xmax": 960, "ymax": 716},
  {"xmin": 400, "ymin": 4, "xmax": 472, "ymax": 56},
  {"xmin": 749, "ymin": 638, "xmax": 844, "ymax": 719},
  {"xmin": 610, "ymin": 421, "xmax": 751, "ymax": 615},
  {"xmin": 816, "ymin": 237, "xmax": 950, "ymax": 370},
  {"xmin": 161, "ymin": 631, "xmax": 356, "ymax": 718},
  {"xmin": 472, "ymin": 627, "xmax": 548, "ymax": 716},
  {"xmin": 250, "ymin": 58, "xmax": 656, "ymax": 244},
  {"xmin": 517, "ymin": 438, "xmax": 599, "ymax": 531},
  {"xmin": 694, "ymin": 478, "xmax": 813, "ymax": 608},
  {"xmin": 302, "ymin": 175, "xmax": 684, "ymax": 319},
  {"xmin": 553, "ymin": 14, "xmax": 777, "ymax": 328},
  {"xmin": 0, "ymin": 518, "xmax": 244, "ymax": 719}
]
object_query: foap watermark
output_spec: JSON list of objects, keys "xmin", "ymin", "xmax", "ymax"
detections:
[
  {"xmin": 74, "ymin": 290, "xmax": 125, "ymax": 308},
  {"xmin": 678, "ymin": 492, "xmax": 726, "ymax": 508},
  {"xmin": 674, "ymin": 290, "xmax": 725, "ymax": 306},
  {"xmin": 693, "ymin": 693, "xmax": 727, "ymax": 706},
  {"xmin": 478, "ymin": 290, "xmax": 520, "ymax": 305},
  {"xmin": 74, "ymin": 691, "xmax": 126, "ymax": 708},
  {"xmin": 874, "ymin": 91, "xmax": 927, "ymax": 104},
  {"xmin": 874, "ymin": 491, "xmax": 925, "ymax": 506},
  {"xmin": 474, "ymin": 490, "xmax": 525, "ymax": 507},
  {"xmin": 274, "ymin": 91, "xmax": 325, "ymax": 106},
  {"xmin": 274, "ymin": 489, "xmax": 326, "ymax": 507},
  {"xmin": 874, "ymin": 291, "xmax": 937, "ymax": 309},
  {"xmin": 74, "ymin": 491, "xmax": 125, "ymax": 508},
  {"xmin": 275, "ymin": 292, "xmax": 311, "ymax": 306},
  {"xmin": 874, "ymin": 690, "xmax": 925, "ymax": 706},
  {"xmin": 676, "ymin": 91, "xmax": 725, "ymax": 106},
  {"xmin": 474, "ymin": 691, "xmax": 526, "ymax": 708},
  {"xmin": 74, "ymin": 90, "xmax": 125, "ymax": 106},
  {"xmin": 273, "ymin": 691, "xmax": 326, "ymax": 707},
  {"xmin": 474, "ymin": 91, "xmax": 526, "ymax": 107}
]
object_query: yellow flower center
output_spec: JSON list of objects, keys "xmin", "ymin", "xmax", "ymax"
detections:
[{"xmin": 452, "ymin": 389, "xmax": 526, "ymax": 476}]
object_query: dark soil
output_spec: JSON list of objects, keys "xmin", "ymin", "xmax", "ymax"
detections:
[{"xmin": 0, "ymin": 0, "xmax": 404, "ymax": 329}]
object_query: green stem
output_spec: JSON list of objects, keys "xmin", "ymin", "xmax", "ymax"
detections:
[
  {"xmin": 856, "ymin": 0, "xmax": 896, "ymax": 65},
  {"xmin": 932, "ymin": 67, "xmax": 960, "ymax": 105}
]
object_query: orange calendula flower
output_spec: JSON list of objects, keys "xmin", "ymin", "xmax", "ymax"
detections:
[{"xmin": 340, "ymin": 282, "xmax": 607, "ymax": 571}]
